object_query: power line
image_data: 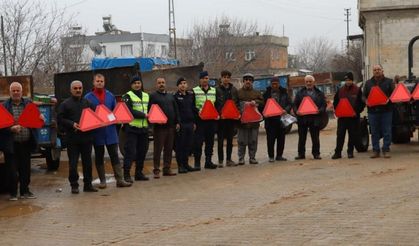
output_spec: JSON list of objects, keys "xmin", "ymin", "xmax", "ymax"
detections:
[{"xmin": 344, "ymin": 8, "xmax": 351, "ymax": 51}]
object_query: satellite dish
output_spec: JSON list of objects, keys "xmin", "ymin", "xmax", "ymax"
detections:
[{"xmin": 89, "ymin": 39, "xmax": 103, "ymax": 55}]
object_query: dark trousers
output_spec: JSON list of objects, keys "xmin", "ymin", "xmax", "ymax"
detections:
[
  {"xmin": 217, "ymin": 120, "xmax": 235, "ymax": 162},
  {"xmin": 123, "ymin": 131, "xmax": 148, "ymax": 176},
  {"xmin": 175, "ymin": 123, "xmax": 194, "ymax": 168},
  {"xmin": 335, "ymin": 118, "xmax": 358, "ymax": 154},
  {"xmin": 6, "ymin": 141, "xmax": 32, "ymax": 196},
  {"xmin": 4, "ymin": 152, "xmax": 17, "ymax": 196},
  {"xmin": 297, "ymin": 122, "xmax": 320, "ymax": 156},
  {"xmin": 94, "ymin": 144, "xmax": 119, "ymax": 167},
  {"xmin": 67, "ymin": 139, "xmax": 93, "ymax": 188},
  {"xmin": 153, "ymin": 126, "xmax": 175, "ymax": 172},
  {"xmin": 266, "ymin": 126, "xmax": 286, "ymax": 158},
  {"xmin": 194, "ymin": 120, "xmax": 216, "ymax": 166}
]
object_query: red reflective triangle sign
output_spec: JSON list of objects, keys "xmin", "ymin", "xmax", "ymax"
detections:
[
  {"xmin": 79, "ymin": 108, "xmax": 104, "ymax": 132},
  {"xmin": 367, "ymin": 86, "xmax": 388, "ymax": 107},
  {"xmin": 199, "ymin": 100, "xmax": 219, "ymax": 120},
  {"xmin": 390, "ymin": 83, "xmax": 411, "ymax": 103},
  {"xmin": 18, "ymin": 103, "xmax": 44, "ymax": 128},
  {"xmin": 297, "ymin": 96, "xmax": 319, "ymax": 115},
  {"xmin": 221, "ymin": 99, "xmax": 240, "ymax": 120},
  {"xmin": 263, "ymin": 98, "xmax": 285, "ymax": 118},
  {"xmin": 113, "ymin": 102, "xmax": 134, "ymax": 124},
  {"xmin": 334, "ymin": 98, "xmax": 356, "ymax": 118},
  {"xmin": 411, "ymin": 84, "xmax": 419, "ymax": 100},
  {"xmin": 148, "ymin": 104, "xmax": 168, "ymax": 124},
  {"xmin": 0, "ymin": 104, "xmax": 15, "ymax": 129},
  {"xmin": 241, "ymin": 103, "xmax": 263, "ymax": 123},
  {"xmin": 95, "ymin": 104, "xmax": 116, "ymax": 126}
]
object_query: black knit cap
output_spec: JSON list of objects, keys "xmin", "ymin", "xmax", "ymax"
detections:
[
  {"xmin": 131, "ymin": 75, "xmax": 142, "ymax": 84},
  {"xmin": 344, "ymin": 72, "xmax": 354, "ymax": 81},
  {"xmin": 199, "ymin": 71, "xmax": 209, "ymax": 79},
  {"xmin": 176, "ymin": 77, "xmax": 186, "ymax": 86}
]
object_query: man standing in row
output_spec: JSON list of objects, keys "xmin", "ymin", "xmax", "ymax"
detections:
[
  {"xmin": 3, "ymin": 82, "xmax": 38, "ymax": 200},
  {"xmin": 237, "ymin": 73, "xmax": 264, "ymax": 165},
  {"xmin": 58, "ymin": 80, "xmax": 98, "ymax": 194},
  {"xmin": 293, "ymin": 75, "xmax": 326, "ymax": 160},
  {"xmin": 262, "ymin": 77, "xmax": 292, "ymax": 162},
  {"xmin": 215, "ymin": 70, "xmax": 239, "ymax": 167},
  {"xmin": 84, "ymin": 73, "xmax": 131, "ymax": 188},
  {"xmin": 332, "ymin": 72, "xmax": 365, "ymax": 159},
  {"xmin": 149, "ymin": 77, "xmax": 179, "ymax": 178},
  {"xmin": 122, "ymin": 76, "xmax": 150, "ymax": 182},
  {"xmin": 363, "ymin": 64, "xmax": 394, "ymax": 158},
  {"xmin": 174, "ymin": 77, "xmax": 199, "ymax": 173},
  {"xmin": 193, "ymin": 71, "xmax": 218, "ymax": 170}
]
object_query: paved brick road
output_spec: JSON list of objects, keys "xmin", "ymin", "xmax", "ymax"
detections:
[{"xmin": 1, "ymin": 119, "xmax": 419, "ymax": 245}]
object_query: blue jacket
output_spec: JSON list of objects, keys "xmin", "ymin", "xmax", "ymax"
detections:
[{"xmin": 84, "ymin": 90, "xmax": 119, "ymax": 146}]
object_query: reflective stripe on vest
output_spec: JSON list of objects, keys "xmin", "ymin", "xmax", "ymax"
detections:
[
  {"xmin": 126, "ymin": 91, "xmax": 149, "ymax": 128},
  {"xmin": 193, "ymin": 86, "xmax": 216, "ymax": 111}
]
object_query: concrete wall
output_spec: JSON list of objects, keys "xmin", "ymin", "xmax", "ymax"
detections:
[
  {"xmin": 359, "ymin": 0, "xmax": 419, "ymax": 11},
  {"xmin": 360, "ymin": 6, "xmax": 419, "ymax": 79}
]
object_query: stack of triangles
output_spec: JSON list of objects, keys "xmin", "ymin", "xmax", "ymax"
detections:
[
  {"xmin": 367, "ymin": 86, "xmax": 388, "ymax": 107},
  {"xmin": 148, "ymin": 104, "xmax": 168, "ymax": 124},
  {"xmin": 263, "ymin": 98, "xmax": 285, "ymax": 117},
  {"xmin": 95, "ymin": 105, "xmax": 116, "ymax": 126},
  {"xmin": 334, "ymin": 98, "xmax": 356, "ymax": 118},
  {"xmin": 113, "ymin": 102, "xmax": 134, "ymax": 124},
  {"xmin": 297, "ymin": 96, "xmax": 319, "ymax": 115},
  {"xmin": 221, "ymin": 99, "xmax": 240, "ymax": 120},
  {"xmin": 79, "ymin": 108, "xmax": 104, "ymax": 132},
  {"xmin": 199, "ymin": 100, "xmax": 219, "ymax": 120}
]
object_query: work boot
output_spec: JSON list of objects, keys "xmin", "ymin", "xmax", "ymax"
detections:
[
  {"xmin": 249, "ymin": 158, "xmax": 258, "ymax": 164},
  {"xmin": 205, "ymin": 157, "xmax": 217, "ymax": 169},
  {"xmin": 238, "ymin": 158, "xmax": 245, "ymax": 165},
  {"xmin": 226, "ymin": 160, "xmax": 237, "ymax": 167},
  {"xmin": 331, "ymin": 152, "xmax": 342, "ymax": 159},
  {"xmin": 134, "ymin": 166, "xmax": 150, "ymax": 181},
  {"xmin": 178, "ymin": 166, "xmax": 188, "ymax": 174},
  {"xmin": 96, "ymin": 164, "xmax": 107, "ymax": 189},
  {"xmin": 124, "ymin": 170, "xmax": 134, "ymax": 183},
  {"xmin": 370, "ymin": 152, "xmax": 380, "ymax": 158}
]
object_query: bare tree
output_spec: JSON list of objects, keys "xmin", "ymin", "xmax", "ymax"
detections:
[
  {"xmin": 179, "ymin": 16, "xmax": 276, "ymax": 77},
  {"xmin": 331, "ymin": 41, "xmax": 363, "ymax": 81},
  {"xmin": 295, "ymin": 37, "xmax": 338, "ymax": 72}
]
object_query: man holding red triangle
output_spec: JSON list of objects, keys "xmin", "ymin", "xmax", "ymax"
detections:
[
  {"xmin": 215, "ymin": 70, "xmax": 239, "ymax": 167},
  {"xmin": 332, "ymin": 72, "xmax": 365, "ymax": 159},
  {"xmin": 293, "ymin": 75, "xmax": 326, "ymax": 160},
  {"xmin": 262, "ymin": 76, "xmax": 292, "ymax": 162},
  {"xmin": 363, "ymin": 65, "xmax": 394, "ymax": 158}
]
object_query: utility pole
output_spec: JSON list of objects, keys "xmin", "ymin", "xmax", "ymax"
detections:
[
  {"xmin": 344, "ymin": 8, "xmax": 351, "ymax": 52},
  {"xmin": 1, "ymin": 16, "xmax": 7, "ymax": 76},
  {"xmin": 168, "ymin": 0, "xmax": 177, "ymax": 60}
]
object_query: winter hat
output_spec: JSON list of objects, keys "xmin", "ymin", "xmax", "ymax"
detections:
[
  {"xmin": 199, "ymin": 71, "xmax": 209, "ymax": 79},
  {"xmin": 344, "ymin": 72, "xmax": 354, "ymax": 81},
  {"xmin": 131, "ymin": 76, "xmax": 142, "ymax": 84},
  {"xmin": 176, "ymin": 77, "xmax": 186, "ymax": 86}
]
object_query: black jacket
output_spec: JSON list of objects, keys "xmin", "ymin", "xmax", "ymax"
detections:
[
  {"xmin": 333, "ymin": 84, "xmax": 365, "ymax": 118},
  {"xmin": 293, "ymin": 86, "xmax": 326, "ymax": 126},
  {"xmin": 57, "ymin": 96, "xmax": 94, "ymax": 142},
  {"xmin": 148, "ymin": 91, "xmax": 180, "ymax": 128},
  {"xmin": 262, "ymin": 86, "xmax": 292, "ymax": 128},
  {"xmin": 174, "ymin": 90, "xmax": 198, "ymax": 124},
  {"xmin": 363, "ymin": 76, "xmax": 394, "ymax": 113},
  {"xmin": 215, "ymin": 83, "xmax": 239, "ymax": 113}
]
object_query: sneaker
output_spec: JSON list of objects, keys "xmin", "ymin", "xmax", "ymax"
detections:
[
  {"xmin": 218, "ymin": 162, "xmax": 224, "ymax": 168},
  {"xmin": 9, "ymin": 195, "xmax": 18, "ymax": 201},
  {"xmin": 153, "ymin": 169, "xmax": 161, "ymax": 179},
  {"xmin": 276, "ymin": 156, "xmax": 287, "ymax": 161},
  {"xmin": 98, "ymin": 182, "xmax": 107, "ymax": 189},
  {"xmin": 249, "ymin": 159, "xmax": 258, "ymax": 164},
  {"xmin": 268, "ymin": 157, "xmax": 275, "ymax": 163},
  {"xmin": 226, "ymin": 160, "xmax": 237, "ymax": 167},
  {"xmin": 238, "ymin": 159, "xmax": 245, "ymax": 165},
  {"xmin": 23, "ymin": 191, "xmax": 37, "ymax": 199}
]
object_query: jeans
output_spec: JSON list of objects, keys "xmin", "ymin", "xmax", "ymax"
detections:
[
  {"xmin": 217, "ymin": 120, "xmax": 235, "ymax": 162},
  {"xmin": 368, "ymin": 111, "xmax": 392, "ymax": 152}
]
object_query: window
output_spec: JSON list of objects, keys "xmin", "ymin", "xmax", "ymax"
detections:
[
  {"xmin": 225, "ymin": 51, "xmax": 235, "ymax": 61},
  {"xmin": 245, "ymin": 50, "xmax": 256, "ymax": 61},
  {"xmin": 161, "ymin": 45, "xmax": 168, "ymax": 57},
  {"xmin": 121, "ymin": 44, "xmax": 133, "ymax": 57},
  {"xmin": 146, "ymin": 44, "xmax": 155, "ymax": 57}
]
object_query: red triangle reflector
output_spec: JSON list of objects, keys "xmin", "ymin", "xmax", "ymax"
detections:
[
  {"xmin": 367, "ymin": 86, "xmax": 388, "ymax": 107},
  {"xmin": 199, "ymin": 100, "xmax": 219, "ymax": 120},
  {"xmin": 79, "ymin": 108, "xmax": 104, "ymax": 132},
  {"xmin": 18, "ymin": 103, "xmax": 44, "ymax": 128},
  {"xmin": 241, "ymin": 103, "xmax": 263, "ymax": 123},
  {"xmin": 0, "ymin": 104, "xmax": 15, "ymax": 129},
  {"xmin": 263, "ymin": 98, "xmax": 285, "ymax": 118},
  {"xmin": 390, "ymin": 83, "xmax": 411, "ymax": 103},
  {"xmin": 148, "ymin": 104, "xmax": 168, "ymax": 124},
  {"xmin": 297, "ymin": 96, "xmax": 319, "ymax": 115},
  {"xmin": 334, "ymin": 98, "xmax": 356, "ymax": 118},
  {"xmin": 221, "ymin": 99, "xmax": 240, "ymax": 120},
  {"xmin": 411, "ymin": 84, "xmax": 419, "ymax": 100},
  {"xmin": 95, "ymin": 105, "xmax": 116, "ymax": 126},
  {"xmin": 113, "ymin": 102, "xmax": 134, "ymax": 124}
]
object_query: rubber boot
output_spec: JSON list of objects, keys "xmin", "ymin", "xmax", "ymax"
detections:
[
  {"xmin": 113, "ymin": 165, "xmax": 131, "ymax": 187},
  {"xmin": 96, "ymin": 164, "xmax": 107, "ymax": 189}
]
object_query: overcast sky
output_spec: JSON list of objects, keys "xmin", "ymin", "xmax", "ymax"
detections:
[{"xmin": 46, "ymin": 0, "xmax": 362, "ymax": 53}]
